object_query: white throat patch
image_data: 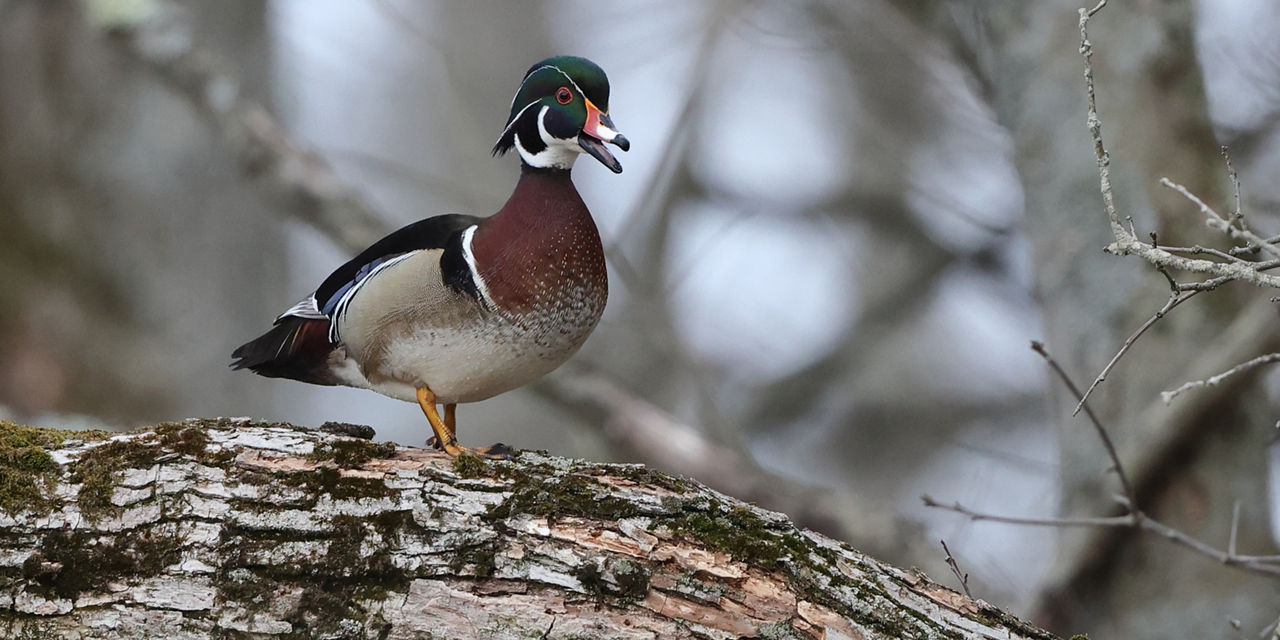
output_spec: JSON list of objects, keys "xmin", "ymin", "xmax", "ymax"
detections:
[{"xmin": 514, "ymin": 105, "xmax": 582, "ymax": 171}]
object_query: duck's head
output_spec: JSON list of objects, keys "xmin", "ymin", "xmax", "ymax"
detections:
[{"xmin": 493, "ymin": 56, "xmax": 630, "ymax": 173}]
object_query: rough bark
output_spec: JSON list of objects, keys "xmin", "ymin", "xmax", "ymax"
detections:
[{"xmin": 0, "ymin": 419, "xmax": 1056, "ymax": 640}]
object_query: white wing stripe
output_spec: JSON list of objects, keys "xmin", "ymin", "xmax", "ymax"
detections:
[
  {"xmin": 276, "ymin": 295, "xmax": 325, "ymax": 322},
  {"xmin": 327, "ymin": 252, "xmax": 418, "ymax": 343}
]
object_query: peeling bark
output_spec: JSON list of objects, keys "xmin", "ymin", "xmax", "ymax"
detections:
[{"xmin": 0, "ymin": 419, "xmax": 1057, "ymax": 639}]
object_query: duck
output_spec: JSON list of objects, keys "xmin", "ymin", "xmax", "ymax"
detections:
[{"xmin": 231, "ymin": 56, "xmax": 629, "ymax": 458}]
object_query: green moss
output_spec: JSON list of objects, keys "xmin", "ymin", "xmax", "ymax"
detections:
[
  {"xmin": 611, "ymin": 558, "xmax": 651, "ymax": 600},
  {"xmin": 6, "ymin": 619, "xmax": 57, "ymax": 640},
  {"xmin": 584, "ymin": 462, "xmax": 693, "ymax": 494},
  {"xmin": 574, "ymin": 558, "xmax": 651, "ymax": 603},
  {"xmin": 448, "ymin": 540, "xmax": 500, "ymax": 578},
  {"xmin": 757, "ymin": 621, "xmax": 805, "ymax": 639},
  {"xmin": 664, "ymin": 503, "xmax": 795, "ymax": 567},
  {"xmin": 487, "ymin": 473, "xmax": 641, "ymax": 523},
  {"xmin": 65, "ymin": 421, "xmax": 239, "ymax": 519},
  {"xmin": 152, "ymin": 421, "xmax": 217, "ymax": 458},
  {"xmin": 308, "ymin": 439, "xmax": 396, "ymax": 468},
  {"xmin": 29, "ymin": 527, "xmax": 181, "ymax": 599},
  {"xmin": 217, "ymin": 513, "xmax": 413, "ymax": 639},
  {"xmin": 451, "ymin": 452, "xmax": 491, "ymax": 479},
  {"xmin": 573, "ymin": 562, "xmax": 607, "ymax": 596},
  {"xmin": 274, "ymin": 465, "xmax": 396, "ymax": 504},
  {"xmin": 0, "ymin": 421, "xmax": 109, "ymax": 515},
  {"xmin": 69, "ymin": 437, "xmax": 156, "ymax": 517}
]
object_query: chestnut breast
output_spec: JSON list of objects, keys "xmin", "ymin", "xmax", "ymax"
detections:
[{"xmin": 471, "ymin": 168, "xmax": 608, "ymax": 335}]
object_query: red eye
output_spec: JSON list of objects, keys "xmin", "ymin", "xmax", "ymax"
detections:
[{"xmin": 556, "ymin": 87, "xmax": 572, "ymax": 104}]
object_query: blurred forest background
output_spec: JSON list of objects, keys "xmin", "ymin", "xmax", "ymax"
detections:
[{"xmin": 3, "ymin": 0, "xmax": 1280, "ymax": 637}]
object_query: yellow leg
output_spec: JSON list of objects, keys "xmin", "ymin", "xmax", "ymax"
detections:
[
  {"xmin": 416, "ymin": 388, "xmax": 511, "ymax": 459},
  {"xmin": 444, "ymin": 403, "xmax": 457, "ymax": 442}
]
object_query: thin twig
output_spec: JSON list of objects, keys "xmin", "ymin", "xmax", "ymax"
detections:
[
  {"xmin": 1161, "ymin": 352, "xmax": 1280, "ymax": 404},
  {"xmin": 1181, "ymin": 258, "xmax": 1280, "ymax": 291},
  {"xmin": 1229, "ymin": 500, "xmax": 1241, "ymax": 557},
  {"xmin": 1222, "ymin": 146, "xmax": 1245, "ymax": 230},
  {"xmin": 1229, "ymin": 234, "xmax": 1280, "ymax": 256},
  {"xmin": 922, "ymin": 496, "xmax": 1132, "ymax": 528},
  {"xmin": 1160, "ymin": 178, "xmax": 1280, "ymax": 262},
  {"xmin": 1072, "ymin": 291, "xmax": 1197, "ymax": 415},
  {"xmin": 923, "ymin": 497, "xmax": 1280, "ymax": 577},
  {"xmin": 1157, "ymin": 244, "xmax": 1252, "ymax": 265},
  {"xmin": 1080, "ymin": 3, "xmax": 1123, "ymax": 239},
  {"xmin": 1032, "ymin": 341, "xmax": 1139, "ymax": 515},
  {"xmin": 939, "ymin": 540, "xmax": 972, "ymax": 599}
]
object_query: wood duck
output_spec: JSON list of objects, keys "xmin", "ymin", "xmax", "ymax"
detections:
[{"xmin": 231, "ymin": 56, "xmax": 629, "ymax": 458}]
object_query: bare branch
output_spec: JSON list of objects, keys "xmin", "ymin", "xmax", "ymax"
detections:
[
  {"xmin": 1222, "ymin": 146, "xmax": 1244, "ymax": 229},
  {"xmin": 929, "ymin": 339, "xmax": 1280, "ymax": 580},
  {"xmin": 1162, "ymin": 352, "xmax": 1280, "ymax": 404},
  {"xmin": 1031, "ymin": 342, "xmax": 1138, "ymax": 514},
  {"xmin": 939, "ymin": 540, "xmax": 972, "ymax": 599},
  {"xmin": 923, "ymin": 497, "xmax": 1280, "ymax": 578},
  {"xmin": 1079, "ymin": 3, "xmax": 1124, "ymax": 240},
  {"xmin": 1228, "ymin": 234, "xmax": 1280, "ymax": 256},
  {"xmin": 1157, "ymin": 244, "xmax": 1252, "ymax": 265},
  {"xmin": 1072, "ymin": 290, "xmax": 1198, "ymax": 415},
  {"xmin": 923, "ymin": 495, "xmax": 1133, "ymax": 528},
  {"xmin": 1229, "ymin": 500, "xmax": 1241, "ymax": 558},
  {"xmin": 1160, "ymin": 178, "xmax": 1280, "ymax": 261},
  {"xmin": 1105, "ymin": 238, "xmax": 1280, "ymax": 288}
]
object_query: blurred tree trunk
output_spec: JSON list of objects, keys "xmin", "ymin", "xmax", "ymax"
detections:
[
  {"xmin": 945, "ymin": 1, "xmax": 1280, "ymax": 635},
  {"xmin": 0, "ymin": 419, "xmax": 1059, "ymax": 640},
  {"xmin": 0, "ymin": 0, "xmax": 281, "ymax": 425}
]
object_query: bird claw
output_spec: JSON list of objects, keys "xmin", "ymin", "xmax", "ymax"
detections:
[
  {"xmin": 427, "ymin": 436, "xmax": 513, "ymax": 459},
  {"xmin": 476, "ymin": 442, "xmax": 514, "ymax": 459}
]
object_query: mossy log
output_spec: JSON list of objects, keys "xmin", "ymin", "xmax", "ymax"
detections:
[{"xmin": 0, "ymin": 419, "xmax": 1057, "ymax": 640}]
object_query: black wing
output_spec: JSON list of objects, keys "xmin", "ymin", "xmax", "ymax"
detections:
[
  {"xmin": 229, "ymin": 213, "xmax": 485, "ymax": 383},
  {"xmin": 315, "ymin": 213, "xmax": 483, "ymax": 314}
]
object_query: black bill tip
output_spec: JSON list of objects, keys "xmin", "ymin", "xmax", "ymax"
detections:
[{"xmin": 579, "ymin": 135, "xmax": 623, "ymax": 173}]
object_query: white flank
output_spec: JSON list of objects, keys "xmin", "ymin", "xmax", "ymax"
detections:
[{"xmin": 327, "ymin": 252, "xmax": 418, "ymax": 343}]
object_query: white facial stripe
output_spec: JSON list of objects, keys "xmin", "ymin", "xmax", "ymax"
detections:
[
  {"xmin": 536, "ymin": 105, "xmax": 554, "ymax": 143},
  {"xmin": 461, "ymin": 225, "xmax": 496, "ymax": 308},
  {"xmin": 499, "ymin": 99, "xmax": 541, "ymax": 139},
  {"xmin": 511, "ymin": 64, "xmax": 593, "ymax": 112}
]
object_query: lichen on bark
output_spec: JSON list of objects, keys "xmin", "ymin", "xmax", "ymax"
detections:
[{"xmin": 0, "ymin": 418, "xmax": 1056, "ymax": 639}]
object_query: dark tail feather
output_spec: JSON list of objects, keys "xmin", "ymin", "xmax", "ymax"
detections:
[{"xmin": 230, "ymin": 317, "xmax": 339, "ymax": 386}]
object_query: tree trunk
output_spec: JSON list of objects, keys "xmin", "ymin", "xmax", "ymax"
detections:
[{"xmin": 0, "ymin": 419, "xmax": 1056, "ymax": 639}]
